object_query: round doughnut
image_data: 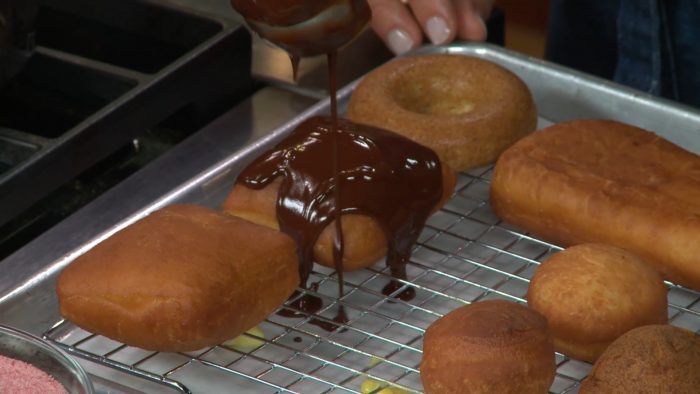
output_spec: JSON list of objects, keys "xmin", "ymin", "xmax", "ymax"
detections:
[
  {"xmin": 420, "ymin": 299, "xmax": 556, "ymax": 394},
  {"xmin": 579, "ymin": 325, "xmax": 700, "ymax": 393},
  {"xmin": 527, "ymin": 244, "xmax": 668, "ymax": 363},
  {"xmin": 347, "ymin": 54, "xmax": 537, "ymax": 171}
]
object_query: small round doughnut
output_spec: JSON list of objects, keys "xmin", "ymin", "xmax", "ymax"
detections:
[
  {"xmin": 348, "ymin": 54, "xmax": 537, "ymax": 171},
  {"xmin": 420, "ymin": 299, "xmax": 556, "ymax": 394},
  {"xmin": 527, "ymin": 243, "xmax": 668, "ymax": 363},
  {"xmin": 579, "ymin": 325, "xmax": 700, "ymax": 393}
]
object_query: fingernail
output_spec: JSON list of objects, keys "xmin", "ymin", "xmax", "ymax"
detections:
[
  {"xmin": 387, "ymin": 29, "xmax": 414, "ymax": 55},
  {"xmin": 425, "ymin": 16, "xmax": 451, "ymax": 45}
]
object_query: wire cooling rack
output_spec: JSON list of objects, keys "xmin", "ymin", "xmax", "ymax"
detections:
[{"xmin": 44, "ymin": 165, "xmax": 700, "ymax": 394}]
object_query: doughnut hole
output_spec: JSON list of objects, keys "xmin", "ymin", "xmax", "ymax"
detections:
[
  {"xmin": 390, "ymin": 71, "xmax": 478, "ymax": 116},
  {"xmin": 348, "ymin": 54, "xmax": 538, "ymax": 171}
]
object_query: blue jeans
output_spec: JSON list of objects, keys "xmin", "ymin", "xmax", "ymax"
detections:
[{"xmin": 546, "ymin": 0, "xmax": 700, "ymax": 108}]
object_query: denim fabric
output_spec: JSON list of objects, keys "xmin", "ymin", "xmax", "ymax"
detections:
[
  {"xmin": 665, "ymin": 1, "xmax": 700, "ymax": 107},
  {"xmin": 547, "ymin": 0, "xmax": 700, "ymax": 108},
  {"xmin": 545, "ymin": 0, "xmax": 620, "ymax": 80},
  {"xmin": 614, "ymin": 0, "xmax": 664, "ymax": 95}
]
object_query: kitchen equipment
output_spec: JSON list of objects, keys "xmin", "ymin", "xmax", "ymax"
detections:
[
  {"xmin": 0, "ymin": 324, "xmax": 94, "ymax": 393},
  {"xmin": 0, "ymin": 0, "xmax": 37, "ymax": 87},
  {"xmin": 0, "ymin": 0, "xmax": 254, "ymax": 231},
  {"xmin": 2, "ymin": 43, "xmax": 700, "ymax": 393},
  {"xmin": 230, "ymin": 0, "xmax": 370, "ymax": 57}
]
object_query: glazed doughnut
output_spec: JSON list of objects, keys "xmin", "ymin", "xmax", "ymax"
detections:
[
  {"xmin": 527, "ymin": 244, "xmax": 668, "ymax": 363},
  {"xmin": 222, "ymin": 164, "xmax": 456, "ymax": 271},
  {"xmin": 579, "ymin": 325, "xmax": 700, "ymax": 393},
  {"xmin": 347, "ymin": 54, "xmax": 537, "ymax": 171},
  {"xmin": 420, "ymin": 300, "xmax": 556, "ymax": 394}
]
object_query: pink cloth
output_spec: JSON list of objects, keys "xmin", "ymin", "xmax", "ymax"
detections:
[{"xmin": 0, "ymin": 354, "xmax": 67, "ymax": 394}]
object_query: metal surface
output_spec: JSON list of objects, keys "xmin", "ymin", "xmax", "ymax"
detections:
[
  {"xmin": 0, "ymin": 0, "xmax": 254, "ymax": 228},
  {"xmin": 2, "ymin": 43, "xmax": 700, "ymax": 393}
]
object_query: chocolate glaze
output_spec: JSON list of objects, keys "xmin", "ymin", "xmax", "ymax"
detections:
[
  {"xmin": 233, "ymin": 0, "xmax": 437, "ymax": 330},
  {"xmin": 327, "ymin": 51, "xmax": 349, "ymax": 326},
  {"xmin": 381, "ymin": 280, "xmax": 416, "ymax": 302},
  {"xmin": 278, "ymin": 285, "xmax": 348, "ymax": 332},
  {"xmin": 237, "ymin": 114, "xmax": 443, "ymax": 324}
]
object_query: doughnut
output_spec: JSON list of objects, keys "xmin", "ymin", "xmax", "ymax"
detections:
[
  {"xmin": 57, "ymin": 204, "xmax": 299, "ymax": 352},
  {"xmin": 222, "ymin": 163, "xmax": 456, "ymax": 271},
  {"xmin": 527, "ymin": 244, "xmax": 668, "ymax": 363},
  {"xmin": 347, "ymin": 54, "xmax": 537, "ymax": 171},
  {"xmin": 490, "ymin": 119, "xmax": 700, "ymax": 291},
  {"xmin": 579, "ymin": 325, "xmax": 700, "ymax": 393},
  {"xmin": 420, "ymin": 299, "xmax": 556, "ymax": 394}
]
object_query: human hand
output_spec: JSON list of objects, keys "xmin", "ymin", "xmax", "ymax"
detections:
[{"xmin": 367, "ymin": 0, "xmax": 494, "ymax": 55}]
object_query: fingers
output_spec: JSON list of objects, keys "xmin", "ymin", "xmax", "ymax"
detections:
[
  {"xmin": 368, "ymin": 0, "xmax": 496, "ymax": 55},
  {"xmin": 368, "ymin": 0, "xmax": 423, "ymax": 55},
  {"xmin": 406, "ymin": 0, "xmax": 459, "ymax": 45},
  {"xmin": 453, "ymin": 0, "xmax": 492, "ymax": 41},
  {"xmin": 471, "ymin": 0, "xmax": 495, "ymax": 17}
]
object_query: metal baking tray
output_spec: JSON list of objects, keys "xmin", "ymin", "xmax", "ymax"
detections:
[{"xmin": 9, "ymin": 43, "xmax": 700, "ymax": 393}]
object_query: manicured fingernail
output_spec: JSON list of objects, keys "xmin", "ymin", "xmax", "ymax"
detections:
[
  {"xmin": 426, "ymin": 16, "xmax": 451, "ymax": 45},
  {"xmin": 387, "ymin": 29, "xmax": 414, "ymax": 55}
]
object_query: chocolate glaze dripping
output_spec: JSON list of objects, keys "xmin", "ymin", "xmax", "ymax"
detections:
[
  {"xmin": 290, "ymin": 54, "xmax": 300, "ymax": 82},
  {"xmin": 233, "ymin": 1, "xmax": 438, "ymax": 330},
  {"xmin": 327, "ymin": 51, "xmax": 350, "ymax": 328},
  {"xmin": 238, "ymin": 114, "xmax": 443, "ymax": 330},
  {"xmin": 381, "ymin": 278, "xmax": 416, "ymax": 301}
]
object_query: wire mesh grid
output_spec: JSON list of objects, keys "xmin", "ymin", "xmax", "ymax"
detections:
[{"xmin": 44, "ymin": 165, "xmax": 700, "ymax": 394}]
